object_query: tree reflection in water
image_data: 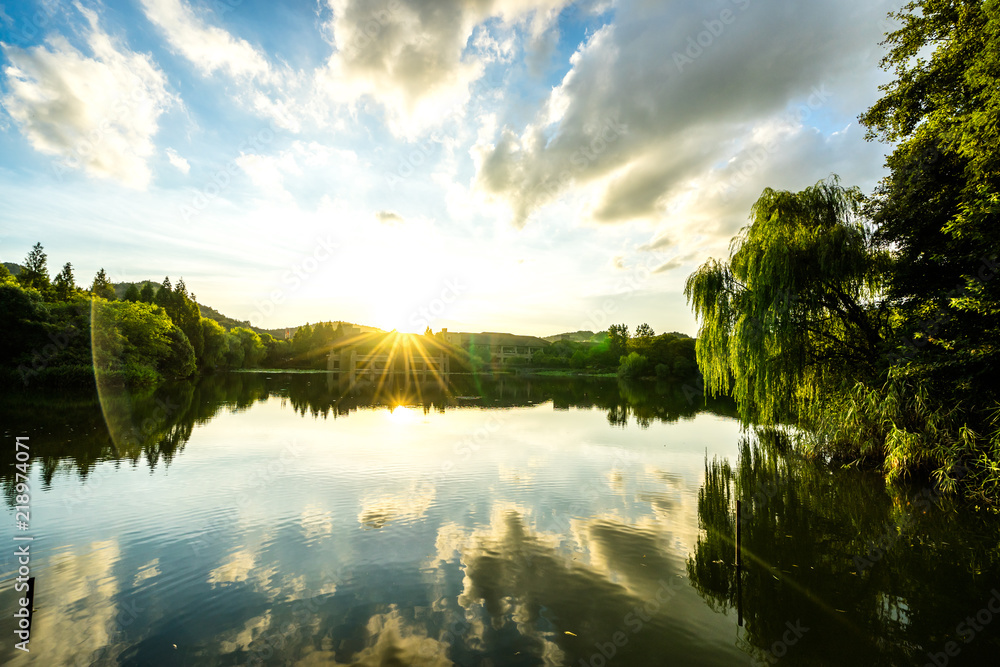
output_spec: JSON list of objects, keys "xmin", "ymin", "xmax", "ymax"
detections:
[
  {"xmin": 687, "ymin": 429, "xmax": 1000, "ymax": 665},
  {"xmin": 1, "ymin": 372, "xmax": 736, "ymax": 505}
]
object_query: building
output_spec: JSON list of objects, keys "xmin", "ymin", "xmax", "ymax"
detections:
[
  {"xmin": 327, "ymin": 330, "xmax": 450, "ymax": 379},
  {"xmin": 437, "ymin": 329, "xmax": 549, "ymax": 365},
  {"xmin": 328, "ymin": 348, "xmax": 450, "ymax": 377}
]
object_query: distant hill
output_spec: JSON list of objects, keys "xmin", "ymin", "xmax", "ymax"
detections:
[
  {"xmin": 3, "ymin": 262, "xmax": 22, "ymax": 275},
  {"xmin": 107, "ymin": 280, "xmax": 386, "ymax": 339},
  {"xmin": 112, "ymin": 280, "xmax": 252, "ymax": 332},
  {"xmin": 259, "ymin": 321, "xmax": 385, "ymax": 341},
  {"xmin": 544, "ymin": 330, "xmax": 689, "ymax": 343},
  {"xmin": 543, "ymin": 330, "xmax": 604, "ymax": 343},
  {"xmin": 199, "ymin": 303, "xmax": 252, "ymax": 331},
  {"xmin": 112, "ymin": 280, "xmax": 158, "ymax": 299}
]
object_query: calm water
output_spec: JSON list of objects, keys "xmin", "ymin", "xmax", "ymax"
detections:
[{"xmin": 1, "ymin": 373, "xmax": 999, "ymax": 666}]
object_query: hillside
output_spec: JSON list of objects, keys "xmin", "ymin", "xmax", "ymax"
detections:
[
  {"xmin": 112, "ymin": 281, "xmax": 253, "ymax": 332},
  {"xmin": 258, "ymin": 321, "xmax": 385, "ymax": 340},
  {"xmin": 543, "ymin": 330, "xmax": 607, "ymax": 343}
]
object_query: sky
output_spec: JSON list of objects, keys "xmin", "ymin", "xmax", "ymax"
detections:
[{"xmin": 0, "ymin": 0, "xmax": 902, "ymax": 336}]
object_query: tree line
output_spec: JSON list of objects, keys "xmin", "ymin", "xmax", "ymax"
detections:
[
  {"xmin": 526, "ymin": 323, "xmax": 699, "ymax": 380},
  {"xmin": 685, "ymin": 0, "xmax": 1000, "ymax": 501},
  {"xmin": 1, "ymin": 246, "xmax": 269, "ymax": 386}
]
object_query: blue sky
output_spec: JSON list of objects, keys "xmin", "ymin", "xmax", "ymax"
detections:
[{"xmin": 1, "ymin": 0, "xmax": 900, "ymax": 335}]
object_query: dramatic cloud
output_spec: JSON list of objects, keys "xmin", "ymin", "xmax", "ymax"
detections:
[
  {"xmin": 1, "ymin": 4, "xmax": 173, "ymax": 188},
  {"xmin": 0, "ymin": 0, "xmax": 903, "ymax": 335},
  {"xmin": 473, "ymin": 0, "xmax": 893, "ymax": 231},
  {"xmin": 316, "ymin": 0, "xmax": 571, "ymax": 136}
]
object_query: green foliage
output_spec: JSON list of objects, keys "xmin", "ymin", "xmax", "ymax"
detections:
[
  {"xmin": 53, "ymin": 262, "xmax": 77, "ymax": 301},
  {"xmin": 0, "ymin": 257, "xmax": 283, "ymax": 385},
  {"xmin": 154, "ymin": 277, "xmax": 172, "ymax": 308},
  {"xmin": 90, "ymin": 268, "xmax": 116, "ymax": 301},
  {"xmin": 164, "ymin": 278, "xmax": 204, "ymax": 362},
  {"xmin": 0, "ymin": 282, "xmax": 50, "ymax": 368},
  {"xmin": 607, "ymin": 323, "xmax": 629, "ymax": 359},
  {"xmin": 686, "ymin": 177, "xmax": 889, "ymax": 424},
  {"xmin": 857, "ymin": 0, "xmax": 1000, "ymax": 449},
  {"xmin": 200, "ymin": 317, "xmax": 228, "ymax": 370},
  {"xmin": 228, "ymin": 327, "xmax": 265, "ymax": 368},
  {"xmin": 91, "ymin": 299, "xmax": 195, "ymax": 384},
  {"xmin": 139, "ymin": 282, "xmax": 155, "ymax": 303},
  {"xmin": 682, "ymin": 3, "xmax": 1000, "ymax": 501},
  {"xmin": 634, "ymin": 323, "xmax": 655, "ymax": 338},
  {"xmin": 617, "ymin": 352, "xmax": 649, "ymax": 379},
  {"xmin": 17, "ymin": 242, "xmax": 50, "ymax": 292}
]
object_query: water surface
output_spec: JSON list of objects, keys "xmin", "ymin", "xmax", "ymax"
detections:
[{"xmin": 1, "ymin": 373, "xmax": 998, "ymax": 665}]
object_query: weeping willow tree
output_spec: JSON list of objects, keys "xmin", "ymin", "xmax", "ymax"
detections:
[{"xmin": 685, "ymin": 176, "xmax": 889, "ymax": 426}]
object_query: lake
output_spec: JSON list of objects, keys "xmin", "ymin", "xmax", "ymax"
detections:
[{"xmin": 2, "ymin": 372, "xmax": 999, "ymax": 665}]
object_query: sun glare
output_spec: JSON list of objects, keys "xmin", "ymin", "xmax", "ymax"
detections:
[
  {"xmin": 375, "ymin": 291, "xmax": 427, "ymax": 333},
  {"xmin": 385, "ymin": 405, "xmax": 418, "ymax": 424}
]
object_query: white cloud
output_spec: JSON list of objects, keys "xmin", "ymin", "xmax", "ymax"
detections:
[
  {"xmin": 234, "ymin": 140, "xmax": 356, "ymax": 201},
  {"xmin": 315, "ymin": 0, "xmax": 572, "ymax": 137},
  {"xmin": 473, "ymin": 0, "xmax": 893, "ymax": 235},
  {"xmin": 165, "ymin": 147, "xmax": 190, "ymax": 173},
  {"xmin": 1, "ymin": 4, "xmax": 174, "ymax": 188},
  {"xmin": 235, "ymin": 151, "xmax": 299, "ymax": 199},
  {"xmin": 139, "ymin": 0, "xmax": 307, "ymax": 132},
  {"xmin": 140, "ymin": 0, "xmax": 272, "ymax": 81},
  {"xmin": 375, "ymin": 210, "xmax": 403, "ymax": 224}
]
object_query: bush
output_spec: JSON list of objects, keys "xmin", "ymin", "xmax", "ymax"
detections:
[{"xmin": 617, "ymin": 352, "xmax": 649, "ymax": 379}]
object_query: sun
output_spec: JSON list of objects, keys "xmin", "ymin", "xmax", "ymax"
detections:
[
  {"xmin": 373, "ymin": 286, "xmax": 432, "ymax": 334},
  {"xmin": 375, "ymin": 300, "xmax": 423, "ymax": 333}
]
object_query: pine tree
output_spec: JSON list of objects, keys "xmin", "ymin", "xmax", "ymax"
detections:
[
  {"xmin": 155, "ymin": 277, "xmax": 172, "ymax": 308},
  {"xmin": 90, "ymin": 268, "xmax": 116, "ymax": 301},
  {"xmin": 139, "ymin": 282, "xmax": 155, "ymax": 303},
  {"xmin": 53, "ymin": 262, "xmax": 77, "ymax": 300},
  {"xmin": 18, "ymin": 242, "xmax": 50, "ymax": 290},
  {"xmin": 123, "ymin": 283, "xmax": 141, "ymax": 302}
]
